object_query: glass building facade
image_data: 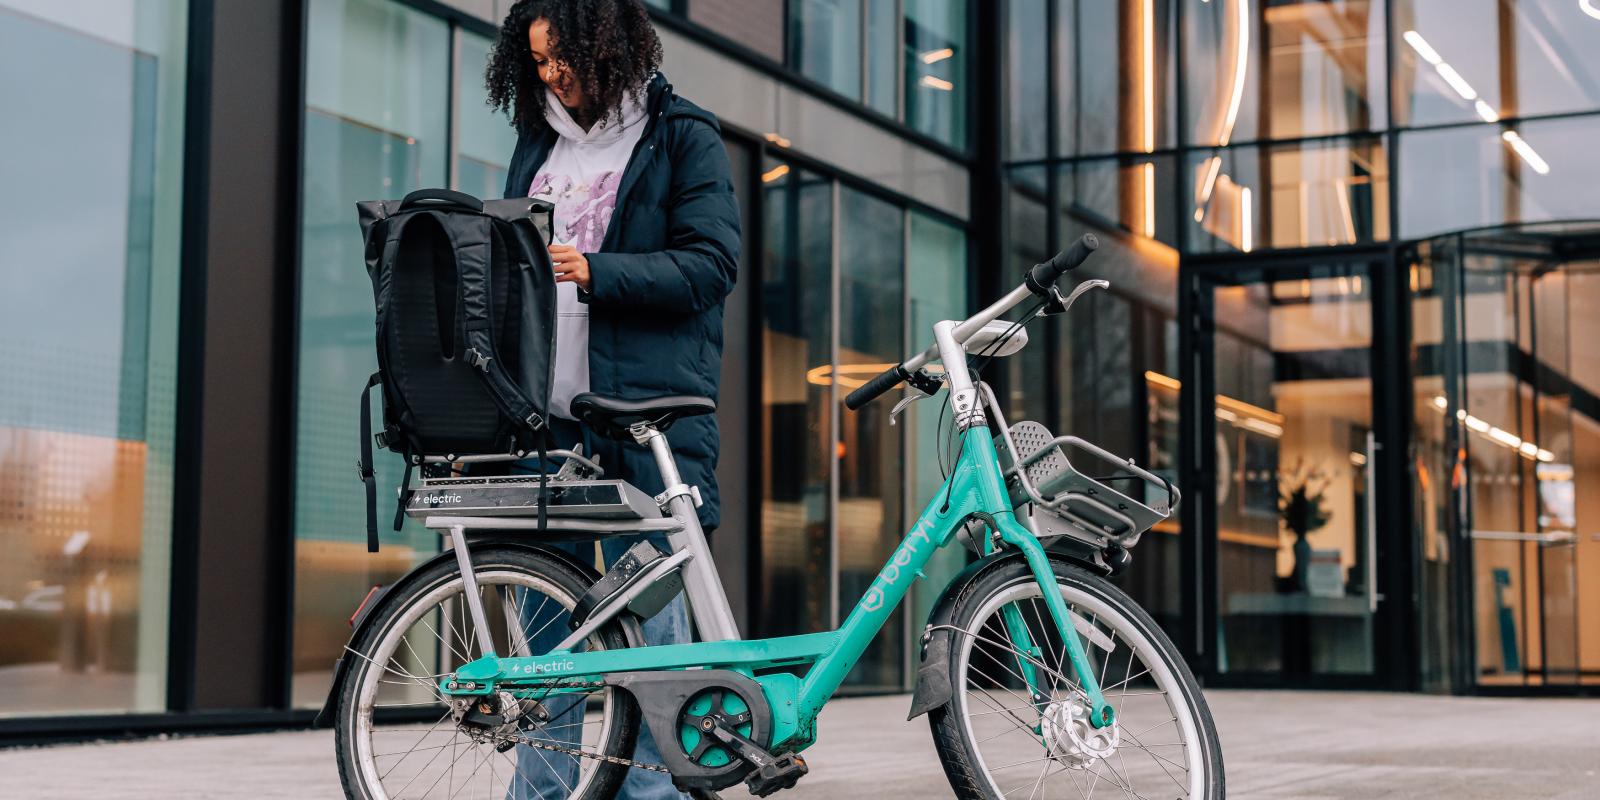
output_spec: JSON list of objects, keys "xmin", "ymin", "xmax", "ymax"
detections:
[{"xmin": 3, "ymin": 0, "xmax": 1598, "ymax": 737}]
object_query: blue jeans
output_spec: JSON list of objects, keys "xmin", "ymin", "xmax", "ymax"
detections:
[{"xmin": 507, "ymin": 419, "xmax": 690, "ymax": 800}]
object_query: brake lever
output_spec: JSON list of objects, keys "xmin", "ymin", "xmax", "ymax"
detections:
[
  {"xmin": 1037, "ymin": 278, "xmax": 1111, "ymax": 317},
  {"xmin": 888, "ymin": 393, "xmax": 924, "ymax": 425}
]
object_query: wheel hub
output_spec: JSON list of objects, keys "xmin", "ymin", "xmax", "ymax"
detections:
[{"xmin": 1039, "ymin": 696, "xmax": 1119, "ymax": 767}]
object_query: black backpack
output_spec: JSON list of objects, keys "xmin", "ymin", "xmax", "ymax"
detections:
[{"xmin": 355, "ymin": 188, "xmax": 558, "ymax": 551}]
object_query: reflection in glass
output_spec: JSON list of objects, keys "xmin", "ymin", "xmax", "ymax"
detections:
[
  {"xmin": 904, "ymin": 0, "xmax": 967, "ymax": 148},
  {"xmin": 1212, "ymin": 265, "xmax": 1378, "ymax": 676},
  {"xmin": 906, "ymin": 212, "xmax": 969, "ymax": 647},
  {"xmin": 789, "ymin": 0, "xmax": 864, "ymax": 100},
  {"xmin": 865, "ymin": 0, "xmax": 898, "ymax": 117},
  {"xmin": 837, "ymin": 188, "xmax": 906, "ymax": 689},
  {"xmin": 1412, "ymin": 227, "xmax": 1599, "ymax": 687},
  {"xmin": 758, "ymin": 160, "xmax": 834, "ymax": 640},
  {"xmin": 1059, "ymin": 156, "xmax": 1178, "ymax": 246},
  {"xmin": 1056, "ymin": 0, "xmax": 1176, "ymax": 156},
  {"xmin": 293, "ymin": 0, "xmax": 451, "ymax": 707},
  {"xmin": 1004, "ymin": 168, "xmax": 1051, "ymax": 425},
  {"xmin": 1005, "ymin": 0, "xmax": 1049, "ymax": 161},
  {"xmin": 1185, "ymin": 0, "xmax": 1386, "ymax": 144},
  {"xmin": 0, "ymin": 1, "xmax": 187, "ymax": 717},
  {"xmin": 1392, "ymin": 1, "xmax": 1600, "ymax": 127},
  {"xmin": 455, "ymin": 31, "xmax": 519, "ymax": 199},
  {"xmin": 1399, "ymin": 114, "xmax": 1600, "ymax": 240},
  {"xmin": 1188, "ymin": 137, "xmax": 1389, "ymax": 253}
]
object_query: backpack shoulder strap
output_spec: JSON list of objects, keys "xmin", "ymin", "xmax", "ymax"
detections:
[{"xmin": 451, "ymin": 213, "xmax": 547, "ymax": 433}]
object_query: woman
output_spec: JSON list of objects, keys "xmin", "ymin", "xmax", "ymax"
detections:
[{"xmin": 485, "ymin": 1, "xmax": 739, "ymax": 797}]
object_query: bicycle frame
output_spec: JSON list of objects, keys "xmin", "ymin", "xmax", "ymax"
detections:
[{"xmin": 441, "ymin": 315, "xmax": 1120, "ymax": 752}]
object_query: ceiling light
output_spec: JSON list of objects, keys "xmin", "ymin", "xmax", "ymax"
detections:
[
  {"xmin": 1583, "ymin": 1, "xmax": 1600, "ymax": 21},
  {"xmin": 1502, "ymin": 131, "xmax": 1551, "ymax": 174},
  {"xmin": 920, "ymin": 75, "xmax": 954, "ymax": 92},
  {"xmin": 1403, "ymin": 30, "xmax": 1443, "ymax": 65},
  {"xmin": 1474, "ymin": 100, "xmax": 1499, "ymax": 122},
  {"xmin": 920, "ymin": 47, "xmax": 954, "ymax": 64},
  {"xmin": 761, "ymin": 164, "xmax": 790, "ymax": 183},
  {"xmin": 1434, "ymin": 63, "xmax": 1478, "ymax": 100}
]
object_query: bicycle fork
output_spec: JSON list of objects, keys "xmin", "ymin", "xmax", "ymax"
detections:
[{"xmin": 994, "ymin": 520, "xmax": 1116, "ymax": 729}]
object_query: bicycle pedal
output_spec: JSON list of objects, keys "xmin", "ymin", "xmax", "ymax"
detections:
[{"xmin": 743, "ymin": 752, "xmax": 807, "ymax": 797}]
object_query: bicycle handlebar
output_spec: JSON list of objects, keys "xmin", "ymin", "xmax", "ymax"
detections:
[
  {"xmin": 844, "ymin": 234, "xmax": 1102, "ymax": 410},
  {"xmin": 843, "ymin": 365, "xmax": 910, "ymax": 410}
]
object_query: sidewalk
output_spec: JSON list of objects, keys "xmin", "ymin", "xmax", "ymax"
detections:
[{"xmin": 0, "ymin": 690, "xmax": 1595, "ymax": 799}]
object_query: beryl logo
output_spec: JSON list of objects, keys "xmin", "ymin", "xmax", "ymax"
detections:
[
  {"xmin": 861, "ymin": 516, "xmax": 937, "ymax": 612},
  {"xmin": 420, "ymin": 493, "xmax": 463, "ymax": 505},
  {"xmin": 510, "ymin": 658, "xmax": 575, "ymax": 675}
]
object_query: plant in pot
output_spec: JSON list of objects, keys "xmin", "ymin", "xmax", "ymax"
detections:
[{"xmin": 1279, "ymin": 460, "xmax": 1332, "ymax": 593}]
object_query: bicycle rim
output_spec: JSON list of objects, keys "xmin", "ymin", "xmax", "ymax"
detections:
[
  {"xmin": 350, "ymin": 568, "xmax": 619, "ymax": 799},
  {"xmin": 953, "ymin": 577, "xmax": 1208, "ymax": 798}
]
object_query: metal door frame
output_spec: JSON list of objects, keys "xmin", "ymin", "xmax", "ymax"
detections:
[{"xmin": 1179, "ymin": 243, "xmax": 1417, "ymax": 691}]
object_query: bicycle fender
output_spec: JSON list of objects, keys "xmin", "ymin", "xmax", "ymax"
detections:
[
  {"xmin": 907, "ymin": 537, "xmax": 1110, "ymax": 720},
  {"xmin": 311, "ymin": 539, "xmax": 604, "ymax": 729}
]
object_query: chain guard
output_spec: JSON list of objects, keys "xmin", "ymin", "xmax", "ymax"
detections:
[{"xmin": 607, "ymin": 670, "xmax": 774, "ymax": 792}]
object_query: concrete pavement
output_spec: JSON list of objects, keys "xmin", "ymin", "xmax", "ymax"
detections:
[{"xmin": 0, "ymin": 690, "xmax": 1595, "ymax": 799}]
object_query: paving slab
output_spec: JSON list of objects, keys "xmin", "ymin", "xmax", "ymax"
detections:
[{"xmin": 0, "ymin": 690, "xmax": 1595, "ymax": 799}]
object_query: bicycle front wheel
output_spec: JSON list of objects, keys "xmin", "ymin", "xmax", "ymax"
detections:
[
  {"xmin": 332, "ymin": 544, "xmax": 641, "ymax": 800},
  {"xmin": 930, "ymin": 557, "xmax": 1224, "ymax": 799}
]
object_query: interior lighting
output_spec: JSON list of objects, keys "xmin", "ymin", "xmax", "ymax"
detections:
[
  {"xmin": 1474, "ymin": 100, "xmax": 1500, "ymax": 123},
  {"xmin": 761, "ymin": 164, "xmax": 790, "ymax": 183},
  {"xmin": 920, "ymin": 75, "xmax": 954, "ymax": 91},
  {"xmin": 1434, "ymin": 63, "xmax": 1478, "ymax": 100},
  {"xmin": 1583, "ymin": 0, "xmax": 1600, "ymax": 21},
  {"xmin": 1502, "ymin": 131, "xmax": 1551, "ymax": 174},
  {"xmin": 1402, "ymin": 30, "xmax": 1443, "ymax": 65},
  {"xmin": 919, "ymin": 47, "xmax": 954, "ymax": 64}
]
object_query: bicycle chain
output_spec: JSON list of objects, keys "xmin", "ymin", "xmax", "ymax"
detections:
[{"xmin": 486, "ymin": 680, "xmax": 672, "ymax": 774}]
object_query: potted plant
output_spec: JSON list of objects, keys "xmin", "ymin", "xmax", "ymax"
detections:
[{"xmin": 1279, "ymin": 461, "xmax": 1332, "ymax": 593}]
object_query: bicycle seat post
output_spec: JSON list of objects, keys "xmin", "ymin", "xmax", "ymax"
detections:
[{"xmin": 628, "ymin": 421, "xmax": 741, "ymax": 642}]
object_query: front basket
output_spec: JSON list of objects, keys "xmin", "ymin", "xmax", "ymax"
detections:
[{"xmin": 994, "ymin": 421, "xmax": 1179, "ymax": 549}]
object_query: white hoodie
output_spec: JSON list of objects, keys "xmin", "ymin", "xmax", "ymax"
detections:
[{"xmin": 528, "ymin": 87, "xmax": 650, "ymax": 419}]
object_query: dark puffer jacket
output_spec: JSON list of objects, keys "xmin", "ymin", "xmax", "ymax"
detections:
[{"xmin": 502, "ymin": 73, "xmax": 739, "ymax": 529}]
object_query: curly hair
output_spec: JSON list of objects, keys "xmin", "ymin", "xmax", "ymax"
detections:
[{"xmin": 485, "ymin": 0, "xmax": 663, "ymax": 136}]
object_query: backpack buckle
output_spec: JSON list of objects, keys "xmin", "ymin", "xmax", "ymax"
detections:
[
  {"xmin": 356, "ymin": 460, "xmax": 375, "ymax": 481},
  {"xmin": 465, "ymin": 347, "xmax": 493, "ymax": 370}
]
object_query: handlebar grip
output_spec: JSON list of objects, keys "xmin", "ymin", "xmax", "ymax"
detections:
[
  {"xmin": 844, "ymin": 365, "xmax": 908, "ymax": 410},
  {"xmin": 1027, "ymin": 233, "xmax": 1099, "ymax": 290}
]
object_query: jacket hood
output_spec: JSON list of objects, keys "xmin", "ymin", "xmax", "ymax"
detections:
[{"xmin": 542, "ymin": 83, "xmax": 648, "ymax": 145}]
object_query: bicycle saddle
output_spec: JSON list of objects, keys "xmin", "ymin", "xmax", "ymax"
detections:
[{"xmin": 570, "ymin": 392, "xmax": 716, "ymax": 440}]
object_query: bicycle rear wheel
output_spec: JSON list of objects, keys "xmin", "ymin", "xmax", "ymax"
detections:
[
  {"xmin": 930, "ymin": 557, "xmax": 1224, "ymax": 799},
  {"xmin": 333, "ymin": 544, "xmax": 641, "ymax": 800}
]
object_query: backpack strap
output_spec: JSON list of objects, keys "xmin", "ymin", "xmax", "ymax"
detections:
[
  {"xmin": 453, "ymin": 214, "xmax": 547, "ymax": 434},
  {"xmin": 358, "ymin": 371, "xmax": 383, "ymax": 553}
]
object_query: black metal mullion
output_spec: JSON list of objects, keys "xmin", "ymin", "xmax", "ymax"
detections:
[{"xmin": 167, "ymin": 0, "xmax": 217, "ymax": 716}]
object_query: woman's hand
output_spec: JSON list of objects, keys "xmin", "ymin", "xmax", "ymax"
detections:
[{"xmin": 549, "ymin": 244, "xmax": 591, "ymax": 292}]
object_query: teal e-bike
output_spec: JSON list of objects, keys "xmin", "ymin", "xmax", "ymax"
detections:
[{"xmin": 328, "ymin": 234, "xmax": 1224, "ymax": 799}]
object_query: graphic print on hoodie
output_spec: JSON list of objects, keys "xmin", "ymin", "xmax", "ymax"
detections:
[{"xmin": 529, "ymin": 84, "xmax": 649, "ymax": 420}]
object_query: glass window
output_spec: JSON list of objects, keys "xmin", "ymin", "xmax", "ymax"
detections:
[
  {"xmin": 757, "ymin": 160, "xmax": 834, "ymax": 639},
  {"xmin": 454, "ymin": 31, "xmax": 518, "ymax": 198},
  {"xmin": 865, "ymin": 0, "xmax": 899, "ymax": 117},
  {"xmin": 0, "ymin": 0, "xmax": 187, "ymax": 716},
  {"xmin": 1004, "ymin": 167, "xmax": 1051, "ymax": 425},
  {"xmin": 904, "ymin": 0, "xmax": 968, "ymax": 148},
  {"xmin": 0, "ymin": 0, "xmax": 187, "ymax": 717},
  {"xmin": 836, "ymin": 187, "xmax": 906, "ymax": 689},
  {"xmin": 292, "ymin": 0, "xmax": 451, "ymax": 707},
  {"xmin": 1057, "ymin": 0, "xmax": 1177, "ymax": 157},
  {"xmin": 906, "ymin": 212, "xmax": 968, "ymax": 637},
  {"xmin": 1399, "ymin": 114, "xmax": 1600, "ymax": 240},
  {"xmin": 1187, "ymin": 137, "xmax": 1390, "ymax": 253},
  {"xmin": 690, "ymin": 0, "xmax": 784, "ymax": 62},
  {"xmin": 1005, "ymin": 0, "xmax": 1049, "ymax": 161},
  {"xmin": 789, "ymin": 0, "xmax": 864, "ymax": 100},
  {"xmin": 1393, "ymin": 1, "xmax": 1600, "ymax": 127},
  {"xmin": 1185, "ymin": 0, "xmax": 1387, "ymax": 144},
  {"xmin": 1058, "ymin": 156, "xmax": 1179, "ymax": 247}
]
